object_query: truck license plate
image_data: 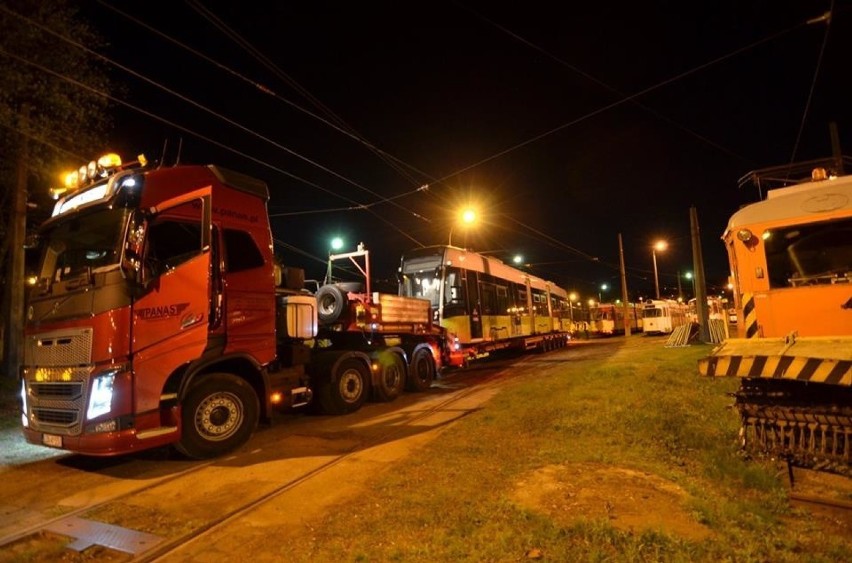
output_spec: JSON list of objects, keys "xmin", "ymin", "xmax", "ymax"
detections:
[{"xmin": 42, "ymin": 433, "xmax": 62, "ymax": 448}]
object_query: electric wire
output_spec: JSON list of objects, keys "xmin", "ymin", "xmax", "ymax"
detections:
[
  {"xmin": 428, "ymin": 14, "xmax": 816, "ymax": 183},
  {"xmin": 0, "ymin": 5, "xmax": 427, "ymax": 246},
  {"xmin": 7, "ymin": 5, "xmax": 831, "ymax": 291},
  {"xmin": 463, "ymin": 4, "xmax": 754, "ymax": 166},
  {"xmin": 184, "ymin": 0, "xmax": 427, "ymax": 193},
  {"xmin": 788, "ymin": 3, "xmax": 834, "ymax": 167},
  {"xmin": 96, "ymin": 0, "xmax": 436, "ymax": 210}
]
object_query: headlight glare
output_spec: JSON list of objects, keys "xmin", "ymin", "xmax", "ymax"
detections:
[{"xmin": 87, "ymin": 372, "xmax": 116, "ymax": 420}]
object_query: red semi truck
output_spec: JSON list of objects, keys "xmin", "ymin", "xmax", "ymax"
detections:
[{"xmin": 20, "ymin": 154, "xmax": 448, "ymax": 458}]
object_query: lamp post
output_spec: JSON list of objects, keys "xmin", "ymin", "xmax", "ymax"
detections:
[
  {"xmin": 448, "ymin": 207, "xmax": 477, "ymax": 247},
  {"xmin": 651, "ymin": 240, "xmax": 668, "ymax": 299},
  {"xmin": 599, "ymin": 283, "xmax": 608, "ymax": 303}
]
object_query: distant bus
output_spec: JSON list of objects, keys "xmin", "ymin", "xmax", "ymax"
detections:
[{"xmin": 642, "ymin": 299, "xmax": 690, "ymax": 335}]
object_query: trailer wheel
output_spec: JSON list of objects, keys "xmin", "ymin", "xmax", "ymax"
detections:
[
  {"xmin": 317, "ymin": 358, "xmax": 369, "ymax": 414},
  {"xmin": 176, "ymin": 374, "xmax": 259, "ymax": 459},
  {"xmin": 406, "ymin": 347, "xmax": 435, "ymax": 392},
  {"xmin": 316, "ymin": 284, "xmax": 347, "ymax": 323},
  {"xmin": 373, "ymin": 353, "xmax": 405, "ymax": 402}
]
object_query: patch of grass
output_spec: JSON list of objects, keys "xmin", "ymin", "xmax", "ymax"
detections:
[
  {"xmin": 285, "ymin": 339, "xmax": 852, "ymax": 561},
  {"xmin": 0, "ymin": 374, "xmax": 21, "ymax": 431}
]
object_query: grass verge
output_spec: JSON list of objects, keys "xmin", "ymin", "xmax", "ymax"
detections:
[{"xmin": 285, "ymin": 339, "xmax": 849, "ymax": 562}]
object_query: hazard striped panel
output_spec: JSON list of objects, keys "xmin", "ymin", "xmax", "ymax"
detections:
[
  {"xmin": 698, "ymin": 354, "xmax": 852, "ymax": 386},
  {"xmin": 741, "ymin": 293, "xmax": 758, "ymax": 338}
]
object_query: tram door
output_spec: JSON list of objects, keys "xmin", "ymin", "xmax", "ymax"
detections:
[{"xmin": 464, "ymin": 270, "xmax": 483, "ymax": 339}]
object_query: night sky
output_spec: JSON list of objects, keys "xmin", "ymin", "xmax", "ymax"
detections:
[{"xmin": 73, "ymin": 1, "xmax": 851, "ymax": 300}]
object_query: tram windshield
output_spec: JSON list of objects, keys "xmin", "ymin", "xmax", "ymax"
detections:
[
  {"xmin": 399, "ymin": 249, "xmax": 466, "ymax": 309},
  {"xmin": 764, "ymin": 217, "xmax": 852, "ymax": 288}
]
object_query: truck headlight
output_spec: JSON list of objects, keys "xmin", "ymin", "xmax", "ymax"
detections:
[{"xmin": 87, "ymin": 371, "xmax": 116, "ymax": 420}]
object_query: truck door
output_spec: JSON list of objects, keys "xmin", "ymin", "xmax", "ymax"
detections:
[{"xmin": 131, "ymin": 188, "xmax": 212, "ymax": 414}]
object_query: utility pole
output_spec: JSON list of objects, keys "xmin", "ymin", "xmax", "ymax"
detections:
[
  {"xmin": 4, "ymin": 105, "xmax": 29, "ymax": 379},
  {"xmin": 690, "ymin": 206, "xmax": 710, "ymax": 343},
  {"xmin": 618, "ymin": 233, "xmax": 631, "ymax": 337}
]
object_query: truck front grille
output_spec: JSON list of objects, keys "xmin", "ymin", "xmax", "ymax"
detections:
[
  {"xmin": 30, "ymin": 382, "xmax": 83, "ymax": 399},
  {"xmin": 25, "ymin": 328, "xmax": 93, "ymax": 367},
  {"xmin": 24, "ymin": 327, "xmax": 93, "ymax": 436},
  {"xmin": 32, "ymin": 408, "xmax": 78, "ymax": 426}
]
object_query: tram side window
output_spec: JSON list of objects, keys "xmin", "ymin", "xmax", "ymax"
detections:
[
  {"xmin": 532, "ymin": 292, "xmax": 544, "ymax": 314},
  {"xmin": 764, "ymin": 217, "xmax": 852, "ymax": 288},
  {"xmin": 480, "ymin": 282, "xmax": 497, "ymax": 315},
  {"xmin": 444, "ymin": 268, "xmax": 465, "ymax": 306},
  {"xmin": 496, "ymin": 286, "xmax": 509, "ymax": 314},
  {"xmin": 515, "ymin": 287, "xmax": 528, "ymax": 313}
]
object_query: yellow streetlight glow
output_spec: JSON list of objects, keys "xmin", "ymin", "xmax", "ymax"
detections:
[
  {"xmin": 651, "ymin": 239, "xmax": 668, "ymax": 300},
  {"xmin": 448, "ymin": 207, "xmax": 478, "ymax": 246}
]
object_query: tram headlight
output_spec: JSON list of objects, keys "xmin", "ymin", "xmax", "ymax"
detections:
[
  {"xmin": 736, "ymin": 229, "xmax": 759, "ymax": 249},
  {"xmin": 87, "ymin": 371, "xmax": 116, "ymax": 420}
]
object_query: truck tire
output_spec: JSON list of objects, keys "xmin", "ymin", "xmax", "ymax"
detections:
[
  {"xmin": 317, "ymin": 358, "xmax": 369, "ymax": 414},
  {"xmin": 406, "ymin": 347, "xmax": 435, "ymax": 392},
  {"xmin": 316, "ymin": 284, "xmax": 347, "ymax": 323},
  {"xmin": 176, "ymin": 373, "xmax": 259, "ymax": 459},
  {"xmin": 373, "ymin": 352, "xmax": 405, "ymax": 402}
]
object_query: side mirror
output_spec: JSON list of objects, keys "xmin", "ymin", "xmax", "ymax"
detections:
[{"xmin": 120, "ymin": 214, "xmax": 146, "ymax": 285}]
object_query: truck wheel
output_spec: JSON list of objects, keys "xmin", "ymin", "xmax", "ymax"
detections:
[
  {"xmin": 406, "ymin": 347, "xmax": 435, "ymax": 392},
  {"xmin": 317, "ymin": 358, "xmax": 368, "ymax": 414},
  {"xmin": 176, "ymin": 374, "xmax": 259, "ymax": 459},
  {"xmin": 373, "ymin": 353, "xmax": 404, "ymax": 402},
  {"xmin": 316, "ymin": 284, "xmax": 347, "ymax": 323}
]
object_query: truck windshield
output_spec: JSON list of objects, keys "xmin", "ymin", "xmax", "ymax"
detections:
[{"xmin": 36, "ymin": 207, "xmax": 130, "ymax": 284}]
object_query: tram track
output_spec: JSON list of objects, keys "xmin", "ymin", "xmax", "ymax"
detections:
[
  {"xmin": 135, "ymin": 364, "xmax": 517, "ymax": 562},
  {"xmin": 0, "ymin": 348, "xmax": 546, "ymax": 560}
]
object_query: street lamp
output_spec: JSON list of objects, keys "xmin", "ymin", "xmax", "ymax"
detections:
[
  {"xmin": 599, "ymin": 283, "xmax": 608, "ymax": 302},
  {"xmin": 651, "ymin": 240, "xmax": 668, "ymax": 299},
  {"xmin": 325, "ymin": 237, "xmax": 345, "ymax": 284},
  {"xmin": 684, "ymin": 271, "xmax": 695, "ymax": 298},
  {"xmin": 448, "ymin": 207, "xmax": 477, "ymax": 247}
]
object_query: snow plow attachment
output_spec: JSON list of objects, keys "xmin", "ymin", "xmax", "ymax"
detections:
[{"xmin": 699, "ymin": 335, "xmax": 852, "ymax": 475}]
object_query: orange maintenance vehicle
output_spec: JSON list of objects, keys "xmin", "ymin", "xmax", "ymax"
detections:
[
  {"xmin": 699, "ymin": 157, "xmax": 852, "ymax": 474},
  {"xmin": 19, "ymin": 154, "xmax": 450, "ymax": 458}
]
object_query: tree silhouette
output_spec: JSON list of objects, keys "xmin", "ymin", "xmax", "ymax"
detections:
[{"xmin": 1, "ymin": 0, "xmax": 117, "ymax": 376}]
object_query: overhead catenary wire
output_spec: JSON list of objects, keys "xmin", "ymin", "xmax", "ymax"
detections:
[
  {"xmin": 463, "ymin": 3, "xmax": 754, "ymax": 166},
  {"xmin": 96, "ymin": 0, "xmax": 437, "ymax": 217},
  {"xmin": 183, "ymin": 0, "xmax": 429, "ymax": 198},
  {"xmin": 93, "ymin": 1, "xmax": 816, "ymax": 273},
  {"xmin": 6, "ymin": 5, "xmax": 834, "ymax": 290},
  {"xmin": 0, "ymin": 5, "xmax": 428, "ymax": 247},
  {"xmin": 787, "ymin": 2, "xmax": 834, "ymax": 167}
]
